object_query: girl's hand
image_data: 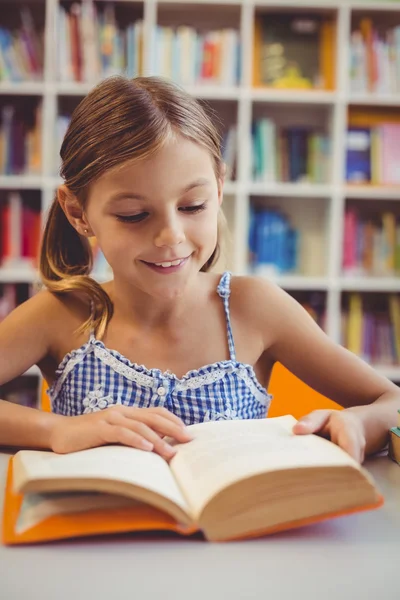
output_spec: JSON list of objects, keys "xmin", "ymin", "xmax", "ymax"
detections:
[
  {"xmin": 292, "ymin": 409, "xmax": 367, "ymax": 463},
  {"xmin": 49, "ymin": 406, "xmax": 192, "ymax": 459}
]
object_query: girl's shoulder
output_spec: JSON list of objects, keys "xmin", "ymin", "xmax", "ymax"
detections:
[{"xmin": 229, "ymin": 274, "xmax": 299, "ymax": 337}]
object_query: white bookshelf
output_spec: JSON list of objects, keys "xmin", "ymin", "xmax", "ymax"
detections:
[{"xmin": 1, "ymin": 0, "xmax": 400, "ymax": 380}]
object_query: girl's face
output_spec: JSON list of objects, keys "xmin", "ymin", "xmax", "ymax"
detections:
[{"xmin": 85, "ymin": 135, "xmax": 223, "ymax": 299}]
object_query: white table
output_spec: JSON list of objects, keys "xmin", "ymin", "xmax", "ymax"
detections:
[{"xmin": 0, "ymin": 450, "xmax": 399, "ymax": 600}]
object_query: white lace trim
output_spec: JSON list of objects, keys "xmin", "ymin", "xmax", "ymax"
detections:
[
  {"xmin": 49, "ymin": 339, "xmax": 271, "ymax": 409},
  {"xmin": 94, "ymin": 346, "xmax": 155, "ymax": 388},
  {"xmin": 49, "ymin": 344, "xmax": 94, "ymax": 400},
  {"xmin": 174, "ymin": 366, "xmax": 235, "ymax": 392},
  {"xmin": 236, "ymin": 367, "xmax": 272, "ymax": 407}
]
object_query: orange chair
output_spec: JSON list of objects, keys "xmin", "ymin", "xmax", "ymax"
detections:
[
  {"xmin": 40, "ymin": 362, "xmax": 342, "ymax": 418},
  {"xmin": 40, "ymin": 380, "xmax": 51, "ymax": 412},
  {"xmin": 268, "ymin": 362, "xmax": 342, "ymax": 418}
]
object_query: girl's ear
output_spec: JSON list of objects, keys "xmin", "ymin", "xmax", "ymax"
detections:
[{"xmin": 57, "ymin": 185, "xmax": 93, "ymax": 236}]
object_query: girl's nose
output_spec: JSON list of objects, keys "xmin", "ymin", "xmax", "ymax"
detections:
[{"xmin": 154, "ymin": 218, "xmax": 186, "ymax": 248}]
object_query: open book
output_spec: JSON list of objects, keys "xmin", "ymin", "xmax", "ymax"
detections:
[{"xmin": 2, "ymin": 416, "xmax": 383, "ymax": 544}]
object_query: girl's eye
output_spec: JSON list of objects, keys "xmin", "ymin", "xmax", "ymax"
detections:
[
  {"xmin": 116, "ymin": 213, "xmax": 148, "ymax": 223},
  {"xmin": 179, "ymin": 203, "xmax": 206, "ymax": 214}
]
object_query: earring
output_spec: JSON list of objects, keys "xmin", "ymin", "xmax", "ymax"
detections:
[{"xmin": 83, "ymin": 228, "xmax": 88, "ymax": 234}]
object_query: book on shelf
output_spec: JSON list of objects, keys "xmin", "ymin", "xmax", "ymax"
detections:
[
  {"xmin": 0, "ymin": 7, "xmax": 43, "ymax": 82},
  {"xmin": 389, "ymin": 411, "xmax": 400, "ymax": 466},
  {"xmin": 346, "ymin": 124, "xmax": 400, "ymax": 185},
  {"xmin": 150, "ymin": 25, "xmax": 240, "ymax": 87},
  {"xmin": 350, "ymin": 18, "xmax": 400, "ymax": 95},
  {"xmin": 342, "ymin": 293, "xmax": 400, "ymax": 366},
  {"xmin": 253, "ymin": 13, "xmax": 335, "ymax": 90},
  {"xmin": 248, "ymin": 206, "xmax": 299, "ymax": 276},
  {"xmin": 0, "ymin": 102, "xmax": 41, "ymax": 176},
  {"xmin": 252, "ymin": 119, "xmax": 330, "ymax": 184},
  {"xmin": 342, "ymin": 207, "xmax": 400, "ymax": 277},
  {"xmin": 0, "ymin": 192, "xmax": 41, "ymax": 269},
  {"xmin": 57, "ymin": 1, "xmax": 143, "ymax": 83},
  {"xmin": 2, "ymin": 416, "xmax": 383, "ymax": 545}
]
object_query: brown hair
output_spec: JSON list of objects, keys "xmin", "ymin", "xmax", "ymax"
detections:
[{"xmin": 40, "ymin": 76, "xmax": 226, "ymax": 338}]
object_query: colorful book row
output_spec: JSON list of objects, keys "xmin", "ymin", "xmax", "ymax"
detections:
[
  {"xmin": 343, "ymin": 293, "xmax": 400, "ymax": 366},
  {"xmin": 0, "ymin": 103, "xmax": 41, "ymax": 176},
  {"xmin": 0, "ymin": 8, "xmax": 42, "ymax": 82},
  {"xmin": 350, "ymin": 18, "xmax": 400, "ymax": 95},
  {"xmin": 343, "ymin": 208, "xmax": 400, "ymax": 277},
  {"xmin": 346, "ymin": 124, "xmax": 400, "ymax": 185},
  {"xmin": 252, "ymin": 119, "xmax": 330, "ymax": 184}
]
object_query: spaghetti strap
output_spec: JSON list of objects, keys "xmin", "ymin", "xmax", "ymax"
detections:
[{"xmin": 216, "ymin": 271, "xmax": 236, "ymax": 362}]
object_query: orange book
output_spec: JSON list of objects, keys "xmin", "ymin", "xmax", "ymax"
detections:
[
  {"xmin": 360, "ymin": 18, "xmax": 376, "ymax": 92},
  {"xmin": 2, "ymin": 416, "xmax": 383, "ymax": 545},
  {"xmin": 319, "ymin": 19, "xmax": 336, "ymax": 91}
]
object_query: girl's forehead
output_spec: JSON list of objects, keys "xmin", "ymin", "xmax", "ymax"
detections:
[{"xmin": 95, "ymin": 138, "xmax": 215, "ymax": 187}]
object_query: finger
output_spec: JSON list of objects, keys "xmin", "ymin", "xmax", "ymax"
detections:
[
  {"xmin": 117, "ymin": 405, "xmax": 191, "ymax": 435},
  {"xmin": 101, "ymin": 423, "xmax": 155, "ymax": 452},
  {"xmin": 138, "ymin": 413, "xmax": 193, "ymax": 443},
  {"xmin": 292, "ymin": 410, "xmax": 332, "ymax": 435},
  {"xmin": 105, "ymin": 411, "xmax": 177, "ymax": 459},
  {"xmin": 335, "ymin": 427, "xmax": 362, "ymax": 462},
  {"xmin": 148, "ymin": 407, "xmax": 188, "ymax": 427}
]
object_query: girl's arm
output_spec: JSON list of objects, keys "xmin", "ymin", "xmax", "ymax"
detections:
[
  {"xmin": 252, "ymin": 278, "xmax": 400, "ymax": 460},
  {"xmin": 0, "ymin": 292, "xmax": 191, "ymax": 456},
  {"xmin": 0, "ymin": 291, "xmax": 65, "ymax": 448}
]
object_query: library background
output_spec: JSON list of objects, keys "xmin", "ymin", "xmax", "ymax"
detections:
[{"xmin": 0, "ymin": 0, "xmax": 400, "ymax": 408}]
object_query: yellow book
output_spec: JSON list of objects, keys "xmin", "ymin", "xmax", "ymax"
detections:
[
  {"xmin": 370, "ymin": 127, "xmax": 381, "ymax": 185},
  {"xmin": 319, "ymin": 19, "xmax": 336, "ymax": 91},
  {"xmin": 382, "ymin": 212, "xmax": 396, "ymax": 274},
  {"xmin": 347, "ymin": 293, "xmax": 363, "ymax": 356},
  {"xmin": 388, "ymin": 295, "xmax": 400, "ymax": 363}
]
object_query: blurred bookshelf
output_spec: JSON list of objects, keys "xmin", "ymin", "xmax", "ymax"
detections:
[{"xmin": 1, "ymin": 0, "xmax": 400, "ymax": 398}]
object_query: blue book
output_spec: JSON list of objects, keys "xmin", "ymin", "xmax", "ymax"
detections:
[{"xmin": 346, "ymin": 128, "xmax": 371, "ymax": 183}]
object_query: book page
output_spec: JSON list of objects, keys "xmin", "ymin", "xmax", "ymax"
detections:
[
  {"xmin": 15, "ymin": 491, "xmax": 141, "ymax": 535},
  {"xmin": 14, "ymin": 446, "xmax": 190, "ymax": 516},
  {"xmin": 170, "ymin": 416, "xmax": 359, "ymax": 520}
]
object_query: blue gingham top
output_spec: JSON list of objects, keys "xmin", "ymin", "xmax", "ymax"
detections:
[{"xmin": 48, "ymin": 272, "xmax": 272, "ymax": 423}]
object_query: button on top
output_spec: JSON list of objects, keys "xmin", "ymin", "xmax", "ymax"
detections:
[{"xmin": 157, "ymin": 386, "xmax": 166, "ymax": 396}]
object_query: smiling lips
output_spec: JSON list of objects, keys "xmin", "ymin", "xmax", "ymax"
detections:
[
  {"xmin": 141, "ymin": 255, "xmax": 191, "ymax": 272},
  {"xmin": 153, "ymin": 258, "xmax": 186, "ymax": 268}
]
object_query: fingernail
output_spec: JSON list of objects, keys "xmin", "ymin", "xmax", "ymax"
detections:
[{"xmin": 163, "ymin": 442, "xmax": 176, "ymax": 455}]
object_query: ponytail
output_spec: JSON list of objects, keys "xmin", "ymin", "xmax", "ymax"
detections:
[{"xmin": 39, "ymin": 197, "xmax": 113, "ymax": 339}]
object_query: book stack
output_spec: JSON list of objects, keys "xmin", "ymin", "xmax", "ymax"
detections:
[
  {"xmin": 252, "ymin": 119, "xmax": 330, "ymax": 183},
  {"xmin": 343, "ymin": 208, "xmax": 400, "ymax": 277}
]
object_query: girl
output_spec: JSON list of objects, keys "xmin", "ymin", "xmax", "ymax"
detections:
[{"xmin": 0, "ymin": 76, "xmax": 398, "ymax": 463}]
